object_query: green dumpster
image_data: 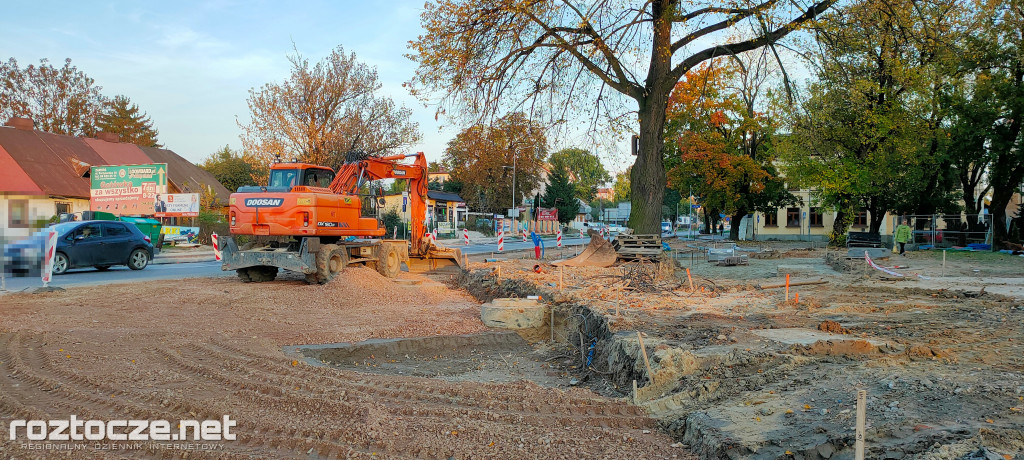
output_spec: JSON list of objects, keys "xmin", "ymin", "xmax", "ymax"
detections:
[{"xmin": 117, "ymin": 216, "xmax": 163, "ymax": 244}]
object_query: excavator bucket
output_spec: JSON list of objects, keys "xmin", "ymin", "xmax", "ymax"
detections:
[
  {"xmin": 407, "ymin": 241, "xmax": 466, "ymax": 274},
  {"xmin": 553, "ymin": 230, "xmax": 617, "ymax": 268}
]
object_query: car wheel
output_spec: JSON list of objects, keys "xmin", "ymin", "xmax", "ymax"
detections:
[
  {"xmin": 52, "ymin": 253, "xmax": 69, "ymax": 275},
  {"xmin": 95, "ymin": 265, "xmax": 111, "ymax": 271},
  {"xmin": 128, "ymin": 249, "xmax": 149, "ymax": 270}
]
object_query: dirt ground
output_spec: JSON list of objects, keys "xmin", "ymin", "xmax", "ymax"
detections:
[
  {"xmin": 0, "ymin": 266, "xmax": 686, "ymax": 459},
  {"xmin": 468, "ymin": 241, "xmax": 1024, "ymax": 459}
]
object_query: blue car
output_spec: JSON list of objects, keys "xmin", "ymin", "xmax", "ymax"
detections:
[{"xmin": 3, "ymin": 220, "xmax": 154, "ymax": 276}]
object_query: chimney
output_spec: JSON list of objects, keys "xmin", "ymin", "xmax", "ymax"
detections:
[
  {"xmin": 96, "ymin": 132, "xmax": 120, "ymax": 143},
  {"xmin": 4, "ymin": 117, "xmax": 34, "ymax": 131}
]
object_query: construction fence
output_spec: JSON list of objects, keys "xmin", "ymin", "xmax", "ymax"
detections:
[{"xmin": 898, "ymin": 214, "xmax": 993, "ymax": 249}]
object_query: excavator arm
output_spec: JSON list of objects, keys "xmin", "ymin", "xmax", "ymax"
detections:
[{"xmin": 326, "ymin": 153, "xmax": 431, "ymax": 255}]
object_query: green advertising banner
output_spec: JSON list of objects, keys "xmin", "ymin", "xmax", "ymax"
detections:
[{"xmin": 89, "ymin": 164, "xmax": 169, "ymax": 215}]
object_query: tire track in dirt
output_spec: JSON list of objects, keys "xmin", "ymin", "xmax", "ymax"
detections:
[
  {"xmin": 157, "ymin": 342, "xmax": 656, "ymax": 457},
  {"xmin": 193, "ymin": 339, "xmax": 652, "ymax": 427},
  {"xmin": 3, "ymin": 333, "xmax": 368, "ymax": 459}
]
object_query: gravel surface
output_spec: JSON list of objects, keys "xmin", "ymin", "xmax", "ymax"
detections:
[{"xmin": 0, "ymin": 266, "xmax": 687, "ymax": 458}]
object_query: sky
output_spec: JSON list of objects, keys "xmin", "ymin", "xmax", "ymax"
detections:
[{"xmin": 1, "ymin": 1, "xmax": 638, "ymax": 171}]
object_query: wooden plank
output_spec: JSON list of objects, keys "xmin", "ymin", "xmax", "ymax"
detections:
[{"xmin": 855, "ymin": 390, "xmax": 867, "ymax": 460}]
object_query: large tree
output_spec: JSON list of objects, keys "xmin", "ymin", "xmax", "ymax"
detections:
[
  {"xmin": 443, "ymin": 113, "xmax": 547, "ymax": 214},
  {"xmin": 781, "ymin": 0, "xmax": 960, "ymax": 242},
  {"xmin": 240, "ymin": 45, "xmax": 420, "ymax": 172},
  {"xmin": 951, "ymin": 2, "xmax": 1024, "ymax": 249},
  {"xmin": 548, "ymin": 148, "xmax": 610, "ymax": 201},
  {"xmin": 408, "ymin": 0, "xmax": 836, "ymax": 233},
  {"xmin": 664, "ymin": 59, "xmax": 794, "ymax": 240},
  {"xmin": 0, "ymin": 57, "xmax": 106, "ymax": 136},
  {"xmin": 97, "ymin": 95, "xmax": 161, "ymax": 147}
]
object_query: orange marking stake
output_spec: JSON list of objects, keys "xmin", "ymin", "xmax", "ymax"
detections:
[
  {"xmin": 795, "ymin": 293, "xmax": 799, "ymax": 304},
  {"xmin": 686, "ymin": 268, "xmax": 694, "ymax": 291},
  {"xmin": 785, "ymin": 274, "xmax": 791, "ymax": 302}
]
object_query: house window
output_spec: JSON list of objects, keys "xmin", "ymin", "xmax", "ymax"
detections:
[
  {"xmin": 9, "ymin": 200, "xmax": 29, "ymax": 228},
  {"xmin": 55, "ymin": 201, "xmax": 72, "ymax": 217},
  {"xmin": 763, "ymin": 209, "xmax": 778, "ymax": 227},
  {"xmin": 853, "ymin": 211, "xmax": 868, "ymax": 227},
  {"xmin": 786, "ymin": 207, "xmax": 801, "ymax": 228},
  {"xmin": 809, "ymin": 207, "xmax": 824, "ymax": 227}
]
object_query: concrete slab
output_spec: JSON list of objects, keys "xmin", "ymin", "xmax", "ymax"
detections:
[{"xmin": 751, "ymin": 327, "xmax": 890, "ymax": 347}]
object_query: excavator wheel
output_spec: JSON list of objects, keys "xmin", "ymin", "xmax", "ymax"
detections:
[
  {"xmin": 375, "ymin": 243, "xmax": 402, "ymax": 278},
  {"xmin": 306, "ymin": 244, "xmax": 346, "ymax": 284},
  {"xmin": 237, "ymin": 266, "xmax": 278, "ymax": 283}
]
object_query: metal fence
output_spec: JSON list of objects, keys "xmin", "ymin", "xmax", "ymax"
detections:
[{"xmin": 897, "ymin": 214, "xmax": 992, "ymax": 248}]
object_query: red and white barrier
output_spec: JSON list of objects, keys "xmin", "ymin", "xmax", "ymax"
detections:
[
  {"xmin": 497, "ymin": 230, "xmax": 504, "ymax": 252},
  {"xmin": 424, "ymin": 228, "xmax": 433, "ymax": 245},
  {"xmin": 212, "ymin": 232, "xmax": 222, "ymax": 261},
  {"xmin": 463, "ymin": 228, "xmax": 470, "ymax": 245},
  {"xmin": 556, "ymin": 229, "xmax": 562, "ymax": 248},
  {"xmin": 41, "ymin": 229, "xmax": 57, "ymax": 285},
  {"xmin": 580, "ymin": 228, "xmax": 585, "ymax": 238},
  {"xmin": 521, "ymin": 232, "xmax": 527, "ymax": 242}
]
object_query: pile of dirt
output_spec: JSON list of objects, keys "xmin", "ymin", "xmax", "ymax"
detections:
[
  {"xmin": 818, "ymin": 320, "xmax": 850, "ymax": 334},
  {"xmin": 791, "ymin": 339, "xmax": 882, "ymax": 356}
]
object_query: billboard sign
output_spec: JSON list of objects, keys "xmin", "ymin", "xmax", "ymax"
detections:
[
  {"xmin": 155, "ymin": 193, "xmax": 200, "ymax": 217},
  {"xmin": 537, "ymin": 208, "xmax": 559, "ymax": 221},
  {"xmin": 90, "ymin": 164, "xmax": 168, "ymax": 215}
]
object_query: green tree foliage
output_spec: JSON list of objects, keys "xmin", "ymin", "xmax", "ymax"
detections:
[
  {"xmin": 0, "ymin": 58, "xmax": 106, "ymax": 136},
  {"xmin": 199, "ymin": 145, "xmax": 261, "ymax": 193},
  {"xmin": 664, "ymin": 60, "xmax": 794, "ymax": 240},
  {"xmin": 612, "ymin": 169, "xmax": 631, "ymax": 203},
  {"xmin": 947, "ymin": 2, "xmax": 1024, "ymax": 248},
  {"xmin": 542, "ymin": 162, "xmax": 580, "ymax": 225},
  {"xmin": 780, "ymin": 0, "xmax": 960, "ymax": 243},
  {"xmin": 97, "ymin": 95, "xmax": 161, "ymax": 147},
  {"xmin": 239, "ymin": 45, "xmax": 421, "ymax": 171},
  {"xmin": 547, "ymin": 148, "xmax": 610, "ymax": 201},
  {"xmin": 443, "ymin": 113, "xmax": 546, "ymax": 214}
]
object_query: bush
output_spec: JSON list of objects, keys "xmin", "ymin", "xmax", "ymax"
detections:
[{"xmin": 380, "ymin": 208, "xmax": 408, "ymax": 239}]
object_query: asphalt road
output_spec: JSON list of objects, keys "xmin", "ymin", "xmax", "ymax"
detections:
[
  {"xmin": 1, "ymin": 261, "xmax": 231, "ymax": 293},
  {"xmin": 0, "ymin": 237, "xmax": 595, "ymax": 292}
]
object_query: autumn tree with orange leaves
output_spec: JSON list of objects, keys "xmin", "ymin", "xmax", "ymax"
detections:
[
  {"xmin": 664, "ymin": 58, "xmax": 794, "ymax": 240},
  {"xmin": 240, "ymin": 46, "xmax": 420, "ymax": 178},
  {"xmin": 408, "ymin": 0, "xmax": 835, "ymax": 234}
]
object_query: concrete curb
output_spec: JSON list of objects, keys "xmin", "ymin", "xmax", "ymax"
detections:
[{"xmin": 152, "ymin": 252, "xmax": 216, "ymax": 265}]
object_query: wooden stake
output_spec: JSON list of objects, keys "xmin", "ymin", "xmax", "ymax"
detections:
[
  {"xmin": 855, "ymin": 390, "xmax": 867, "ymax": 460},
  {"xmin": 559, "ymin": 265, "xmax": 564, "ymax": 291},
  {"xmin": 497, "ymin": 266, "xmax": 501, "ymax": 279},
  {"xmin": 758, "ymin": 279, "xmax": 828, "ymax": 290},
  {"xmin": 550, "ymin": 307, "xmax": 555, "ymax": 342},
  {"xmin": 785, "ymin": 274, "xmax": 790, "ymax": 302},
  {"xmin": 795, "ymin": 293, "xmax": 799, "ymax": 304},
  {"xmin": 686, "ymin": 267, "xmax": 694, "ymax": 291},
  {"xmin": 942, "ymin": 250, "xmax": 946, "ymax": 277},
  {"xmin": 637, "ymin": 331, "xmax": 654, "ymax": 386},
  {"xmin": 580, "ymin": 334, "xmax": 587, "ymax": 367},
  {"xmin": 632, "ymin": 379, "xmax": 639, "ymax": 404}
]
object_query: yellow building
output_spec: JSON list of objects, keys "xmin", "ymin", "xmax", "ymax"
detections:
[
  {"xmin": 381, "ymin": 190, "xmax": 466, "ymax": 235},
  {"xmin": 748, "ymin": 189, "xmax": 895, "ymax": 241}
]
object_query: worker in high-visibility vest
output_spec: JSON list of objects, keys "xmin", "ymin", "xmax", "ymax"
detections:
[{"xmin": 895, "ymin": 219, "xmax": 912, "ymax": 256}]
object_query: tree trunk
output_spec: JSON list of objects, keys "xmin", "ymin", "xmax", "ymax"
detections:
[
  {"xmin": 628, "ymin": 0, "xmax": 672, "ymax": 235},
  {"xmin": 868, "ymin": 197, "xmax": 886, "ymax": 235},
  {"xmin": 729, "ymin": 209, "xmax": 747, "ymax": 240},
  {"xmin": 991, "ymin": 187, "xmax": 1015, "ymax": 250},
  {"xmin": 830, "ymin": 208, "xmax": 850, "ymax": 247}
]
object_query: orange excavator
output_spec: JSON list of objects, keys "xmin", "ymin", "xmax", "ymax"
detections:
[{"xmin": 219, "ymin": 152, "xmax": 464, "ymax": 283}]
